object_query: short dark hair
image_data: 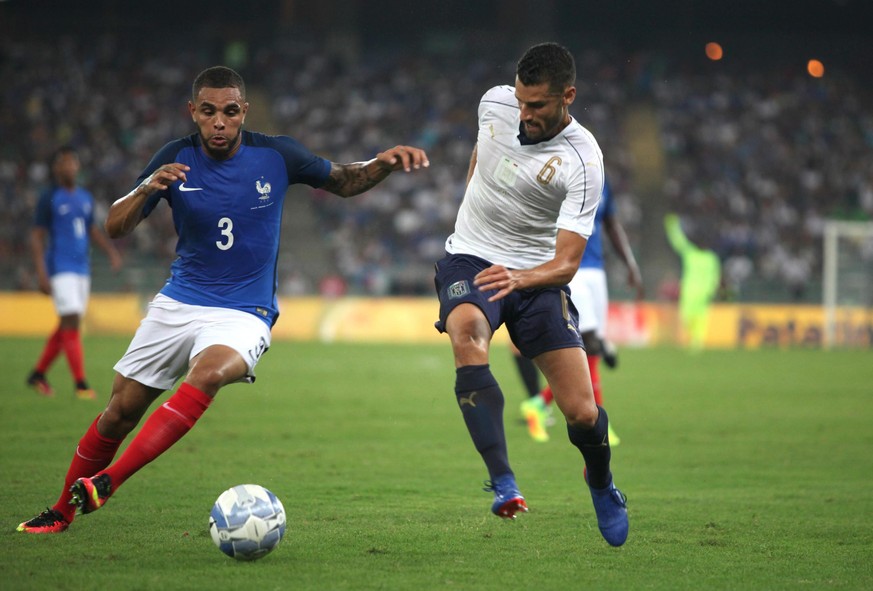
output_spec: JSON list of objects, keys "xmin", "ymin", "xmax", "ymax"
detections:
[
  {"xmin": 192, "ymin": 66, "xmax": 246, "ymax": 101},
  {"xmin": 51, "ymin": 145, "xmax": 78, "ymax": 165},
  {"xmin": 516, "ymin": 43, "xmax": 576, "ymax": 93}
]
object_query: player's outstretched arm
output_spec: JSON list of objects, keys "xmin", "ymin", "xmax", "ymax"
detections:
[
  {"xmin": 106, "ymin": 163, "xmax": 190, "ymax": 238},
  {"xmin": 323, "ymin": 145, "xmax": 429, "ymax": 198},
  {"xmin": 663, "ymin": 213, "xmax": 692, "ymax": 255}
]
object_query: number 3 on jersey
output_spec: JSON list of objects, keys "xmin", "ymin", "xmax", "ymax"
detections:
[{"xmin": 216, "ymin": 217, "xmax": 234, "ymax": 250}]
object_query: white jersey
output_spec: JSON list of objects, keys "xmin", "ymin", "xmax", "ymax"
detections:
[{"xmin": 446, "ymin": 85, "xmax": 604, "ymax": 269}]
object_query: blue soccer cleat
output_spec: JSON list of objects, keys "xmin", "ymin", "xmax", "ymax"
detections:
[
  {"xmin": 585, "ymin": 469, "xmax": 629, "ymax": 546},
  {"xmin": 484, "ymin": 473, "xmax": 528, "ymax": 519}
]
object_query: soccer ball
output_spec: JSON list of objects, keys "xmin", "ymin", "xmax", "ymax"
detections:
[{"xmin": 209, "ymin": 484, "xmax": 286, "ymax": 561}]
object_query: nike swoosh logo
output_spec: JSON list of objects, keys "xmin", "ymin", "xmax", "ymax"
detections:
[
  {"xmin": 179, "ymin": 183, "xmax": 203, "ymax": 192},
  {"xmin": 161, "ymin": 401, "xmax": 187, "ymax": 420}
]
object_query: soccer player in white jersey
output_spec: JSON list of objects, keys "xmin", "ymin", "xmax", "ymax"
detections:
[
  {"xmin": 18, "ymin": 66, "xmax": 429, "ymax": 535},
  {"xmin": 434, "ymin": 43, "xmax": 628, "ymax": 546}
]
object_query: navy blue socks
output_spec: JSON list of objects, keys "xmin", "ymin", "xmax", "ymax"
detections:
[
  {"xmin": 567, "ymin": 404, "xmax": 612, "ymax": 489},
  {"xmin": 455, "ymin": 364, "xmax": 511, "ymax": 481}
]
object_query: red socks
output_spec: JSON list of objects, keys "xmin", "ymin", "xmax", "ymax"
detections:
[
  {"xmin": 59, "ymin": 328, "xmax": 86, "ymax": 383},
  {"xmin": 37, "ymin": 327, "xmax": 87, "ymax": 382},
  {"xmin": 35, "ymin": 328, "xmax": 64, "ymax": 374},
  {"xmin": 101, "ymin": 383, "xmax": 213, "ymax": 491},
  {"xmin": 50, "ymin": 385, "xmax": 212, "ymax": 522},
  {"xmin": 588, "ymin": 355, "xmax": 602, "ymax": 406},
  {"xmin": 53, "ymin": 415, "xmax": 123, "ymax": 522},
  {"xmin": 540, "ymin": 385, "xmax": 554, "ymax": 405}
]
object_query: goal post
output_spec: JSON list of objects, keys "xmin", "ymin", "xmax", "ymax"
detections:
[{"xmin": 822, "ymin": 220, "xmax": 873, "ymax": 348}]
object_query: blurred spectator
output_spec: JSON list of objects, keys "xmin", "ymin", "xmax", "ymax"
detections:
[
  {"xmin": 655, "ymin": 54, "xmax": 873, "ymax": 301},
  {"xmin": 3, "ymin": 28, "xmax": 871, "ymax": 300}
]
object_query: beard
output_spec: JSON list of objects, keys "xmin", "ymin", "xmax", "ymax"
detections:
[
  {"xmin": 521, "ymin": 111, "xmax": 565, "ymax": 142},
  {"xmin": 200, "ymin": 131, "xmax": 241, "ymax": 160}
]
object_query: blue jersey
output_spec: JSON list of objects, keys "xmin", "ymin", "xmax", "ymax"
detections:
[
  {"xmin": 138, "ymin": 131, "xmax": 331, "ymax": 327},
  {"xmin": 33, "ymin": 185, "xmax": 95, "ymax": 276},
  {"xmin": 578, "ymin": 178, "xmax": 615, "ymax": 270}
]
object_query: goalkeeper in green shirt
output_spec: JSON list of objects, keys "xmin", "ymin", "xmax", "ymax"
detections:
[{"xmin": 664, "ymin": 214, "xmax": 722, "ymax": 350}]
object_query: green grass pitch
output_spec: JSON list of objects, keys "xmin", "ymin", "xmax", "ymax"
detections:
[{"xmin": 1, "ymin": 336, "xmax": 871, "ymax": 590}]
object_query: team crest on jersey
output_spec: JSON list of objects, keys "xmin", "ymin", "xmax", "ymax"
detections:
[
  {"xmin": 495, "ymin": 156, "xmax": 519, "ymax": 188},
  {"xmin": 256, "ymin": 179, "xmax": 272, "ymax": 200},
  {"xmin": 251, "ymin": 178, "xmax": 275, "ymax": 210},
  {"xmin": 447, "ymin": 280, "xmax": 470, "ymax": 299}
]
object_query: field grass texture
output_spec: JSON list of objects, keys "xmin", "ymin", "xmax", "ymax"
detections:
[{"xmin": 2, "ymin": 337, "xmax": 871, "ymax": 590}]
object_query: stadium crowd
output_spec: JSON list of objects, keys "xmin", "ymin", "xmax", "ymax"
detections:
[
  {"xmin": 2, "ymin": 31, "xmax": 870, "ymax": 300},
  {"xmin": 656, "ymin": 57, "xmax": 873, "ymax": 300}
]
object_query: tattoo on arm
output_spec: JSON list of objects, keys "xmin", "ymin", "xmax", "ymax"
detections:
[{"xmin": 323, "ymin": 161, "xmax": 390, "ymax": 198}]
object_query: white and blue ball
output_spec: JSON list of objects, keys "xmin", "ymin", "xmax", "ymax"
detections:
[{"xmin": 209, "ymin": 484, "xmax": 286, "ymax": 561}]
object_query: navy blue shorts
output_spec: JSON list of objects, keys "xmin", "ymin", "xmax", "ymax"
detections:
[{"xmin": 433, "ymin": 253, "xmax": 583, "ymax": 359}]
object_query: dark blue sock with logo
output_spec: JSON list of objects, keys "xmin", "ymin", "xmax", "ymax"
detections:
[
  {"xmin": 567, "ymin": 405, "xmax": 612, "ymax": 489},
  {"xmin": 455, "ymin": 364, "xmax": 511, "ymax": 481}
]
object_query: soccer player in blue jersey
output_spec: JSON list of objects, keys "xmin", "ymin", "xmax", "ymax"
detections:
[
  {"xmin": 521, "ymin": 178, "xmax": 644, "ymax": 443},
  {"xmin": 26, "ymin": 146, "xmax": 122, "ymax": 399},
  {"xmin": 18, "ymin": 66, "xmax": 429, "ymax": 534},
  {"xmin": 433, "ymin": 43, "xmax": 628, "ymax": 545}
]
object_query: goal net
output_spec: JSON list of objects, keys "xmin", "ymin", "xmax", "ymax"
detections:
[{"xmin": 822, "ymin": 221, "xmax": 873, "ymax": 348}]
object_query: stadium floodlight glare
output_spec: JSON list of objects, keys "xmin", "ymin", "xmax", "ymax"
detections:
[{"xmin": 822, "ymin": 220, "xmax": 873, "ymax": 348}]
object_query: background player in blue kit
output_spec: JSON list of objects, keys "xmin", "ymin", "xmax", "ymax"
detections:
[
  {"xmin": 521, "ymin": 178, "xmax": 643, "ymax": 443},
  {"xmin": 18, "ymin": 66, "xmax": 429, "ymax": 534},
  {"xmin": 434, "ymin": 43, "xmax": 628, "ymax": 546},
  {"xmin": 27, "ymin": 146, "xmax": 122, "ymax": 400}
]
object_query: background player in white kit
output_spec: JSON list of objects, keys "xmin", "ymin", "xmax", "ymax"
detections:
[{"xmin": 433, "ymin": 43, "xmax": 628, "ymax": 546}]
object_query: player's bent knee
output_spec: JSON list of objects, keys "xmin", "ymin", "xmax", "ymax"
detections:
[
  {"xmin": 187, "ymin": 366, "xmax": 243, "ymax": 394},
  {"xmin": 449, "ymin": 333, "xmax": 490, "ymax": 365},
  {"xmin": 187, "ymin": 349, "xmax": 249, "ymax": 393},
  {"xmin": 562, "ymin": 404, "xmax": 599, "ymax": 429},
  {"xmin": 565, "ymin": 415, "xmax": 597, "ymax": 430}
]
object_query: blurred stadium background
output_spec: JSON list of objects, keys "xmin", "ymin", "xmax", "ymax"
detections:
[{"xmin": 1, "ymin": 0, "xmax": 871, "ymax": 346}]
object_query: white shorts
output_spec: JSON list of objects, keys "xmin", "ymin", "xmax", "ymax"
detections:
[
  {"xmin": 113, "ymin": 294, "xmax": 272, "ymax": 391},
  {"xmin": 51, "ymin": 272, "xmax": 90, "ymax": 316},
  {"xmin": 568, "ymin": 267, "xmax": 608, "ymax": 338}
]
